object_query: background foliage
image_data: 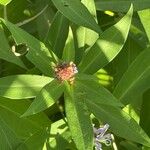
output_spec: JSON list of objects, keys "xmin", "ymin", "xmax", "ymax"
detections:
[{"xmin": 0, "ymin": 0, "xmax": 150, "ymax": 150}]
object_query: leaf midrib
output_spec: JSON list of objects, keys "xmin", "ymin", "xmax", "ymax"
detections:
[{"xmin": 116, "ymin": 66, "xmax": 150, "ymax": 100}]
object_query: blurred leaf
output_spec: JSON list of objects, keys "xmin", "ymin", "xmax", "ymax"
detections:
[
  {"xmin": 0, "ymin": 26, "xmax": 26, "ymax": 69},
  {"xmin": 0, "ymin": 75, "xmax": 52, "ymax": 99},
  {"xmin": 138, "ymin": 9, "xmax": 150, "ymax": 42},
  {"xmin": 62, "ymin": 27, "xmax": 75, "ymax": 62},
  {"xmin": 86, "ymin": 102, "xmax": 150, "ymax": 147},
  {"xmin": 22, "ymin": 79, "xmax": 64, "ymax": 117},
  {"xmin": 51, "ymin": 0, "xmax": 102, "ymax": 34},
  {"xmin": 64, "ymin": 81, "xmax": 93, "ymax": 150},
  {"xmin": 120, "ymin": 141, "xmax": 141, "ymax": 150},
  {"xmin": 95, "ymin": 0, "xmax": 150, "ymax": 12},
  {"xmin": 76, "ymin": 74, "xmax": 123, "ymax": 107},
  {"xmin": 113, "ymin": 48, "xmax": 150, "ymax": 105},
  {"xmin": 45, "ymin": 11, "xmax": 69, "ymax": 58},
  {"xmin": 0, "ymin": 18, "xmax": 57, "ymax": 76},
  {"xmin": 0, "ymin": 0, "xmax": 11, "ymax": 5},
  {"xmin": 79, "ymin": 5, "xmax": 133, "ymax": 74},
  {"xmin": 73, "ymin": 0, "xmax": 99, "ymax": 64}
]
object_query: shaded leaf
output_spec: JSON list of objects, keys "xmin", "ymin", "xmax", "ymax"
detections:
[
  {"xmin": 0, "ymin": 97, "xmax": 51, "ymax": 147},
  {"xmin": 113, "ymin": 48, "xmax": 150, "ymax": 105},
  {"xmin": 140, "ymin": 89, "xmax": 150, "ymax": 137},
  {"xmin": 95, "ymin": 0, "xmax": 150, "ymax": 12},
  {"xmin": 0, "ymin": 117, "xmax": 21, "ymax": 150},
  {"xmin": 76, "ymin": 74, "xmax": 123, "ymax": 107},
  {"xmin": 45, "ymin": 11, "xmax": 69, "ymax": 58},
  {"xmin": 86, "ymin": 101, "xmax": 150, "ymax": 147},
  {"xmin": 51, "ymin": 0, "xmax": 101, "ymax": 34}
]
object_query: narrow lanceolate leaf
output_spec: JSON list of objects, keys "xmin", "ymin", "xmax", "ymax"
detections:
[
  {"xmin": 0, "ymin": 117, "xmax": 21, "ymax": 150},
  {"xmin": 79, "ymin": 5, "xmax": 133, "ymax": 74},
  {"xmin": 95, "ymin": 0, "xmax": 150, "ymax": 12},
  {"xmin": 51, "ymin": 0, "xmax": 102, "ymax": 34},
  {"xmin": 62, "ymin": 27, "xmax": 75, "ymax": 62},
  {"xmin": 0, "ymin": 0, "xmax": 12, "ymax": 5},
  {"xmin": 45, "ymin": 11, "xmax": 69, "ymax": 58},
  {"xmin": 73, "ymin": 0, "xmax": 99, "ymax": 64},
  {"xmin": 64, "ymin": 82, "xmax": 93, "ymax": 150},
  {"xmin": 22, "ymin": 79, "xmax": 64, "ymax": 117},
  {"xmin": 0, "ymin": 18, "xmax": 57, "ymax": 76},
  {"xmin": 86, "ymin": 102, "xmax": 150, "ymax": 147},
  {"xmin": 0, "ymin": 75, "xmax": 52, "ymax": 99},
  {"xmin": 76, "ymin": 74, "xmax": 123, "ymax": 107},
  {"xmin": 113, "ymin": 48, "xmax": 150, "ymax": 105},
  {"xmin": 138, "ymin": 9, "xmax": 150, "ymax": 42},
  {"xmin": 0, "ymin": 26, "xmax": 26, "ymax": 69}
]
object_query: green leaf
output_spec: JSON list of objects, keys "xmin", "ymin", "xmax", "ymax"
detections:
[
  {"xmin": 78, "ymin": 4, "xmax": 133, "ymax": 74},
  {"xmin": 64, "ymin": 82, "xmax": 93, "ymax": 150},
  {"xmin": 113, "ymin": 48, "xmax": 150, "ymax": 105},
  {"xmin": 95, "ymin": 0, "xmax": 150, "ymax": 12},
  {"xmin": 62, "ymin": 27, "xmax": 75, "ymax": 62},
  {"xmin": 22, "ymin": 79, "xmax": 64, "ymax": 117},
  {"xmin": 0, "ymin": 75, "xmax": 53, "ymax": 99},
  {"xmin": 0, "ymin": 0, "xmax": 11, "ymax": 5},
  {"xmin": 0, "ymin": 117, "xmax": 21, "ymax": 150},
  {"xmin": 140, "ymin": 89, "xmax": 150, "ymax": 137},
  {"xmin": 138, "ymin": 9, "xmax": 150, "ymax": 42},
  {"xmin": 49, "ymin": 119, "xmax": 71, "ymax": 149},
  {"xmin": 51, "ymin": 0, "xmax": 102, "ymax": 34},
  {"xmin": 0, "ymin": 26, "xmax": 26, "ymax": 69},
  {"xmin": 17, "ymin": 128, "xmax": 51, "ymax": 150},
  {"xmin": 45, "ymin": 11, "xmax": 69, "ymax": 58},
  {"xmin": 112, "ymin": 36, "xmax": 144, "ymax": 86},
  {"xmin": 76, "ymin": 74, "xmax": 123, "ymax": 107},
  {"xmin": 86, "ymin": 101, "xmax": 150, "ymax": 147},
  {"xmin": 0, "ymin": 18, "xmax": 57, "ymax": 76},
  {"xmin": 0, "ymin": 97, "xmax": 51, "ymax": 147},
  {"xmin": 73, "ymin": 0, "xmax": 99, "ymax": 64},
  {"xmin": 17, "ymin": 119, "xmax": 68, "ymax": 150}
]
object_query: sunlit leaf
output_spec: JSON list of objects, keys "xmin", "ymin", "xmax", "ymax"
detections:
[
  {"xmin": 0, "ymin": 0, "xmax": 12, "ymax": 5},
  {"xmin": 22, "ymin": 79, "xmax": 64, "ymax": 117},
  {"xmin": 79, "ymin": 5, "xmax": 133, "ymax": 74},
  {"xmin": 0, "ymin": 18, "xmax": 58, "ymax": 76},
  {"xmin": 0, "ymin": 26, "xmax": 26, "ymax": 69},
  {"xmin": 64, "ymin": 81, "xmax": 93, "ymax": 150},
  {"xmin": 0, "ymin": 75, "xmax": 53, "ymax": 99}
]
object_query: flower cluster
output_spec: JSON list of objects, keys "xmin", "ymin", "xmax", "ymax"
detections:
[
  {"xmin": 94, "ymin": 124, "xmax": 112, "ymax": 150},
  {"xmin": 54, "ymin": 61, "xmax": 78, "ymax": 84}
]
